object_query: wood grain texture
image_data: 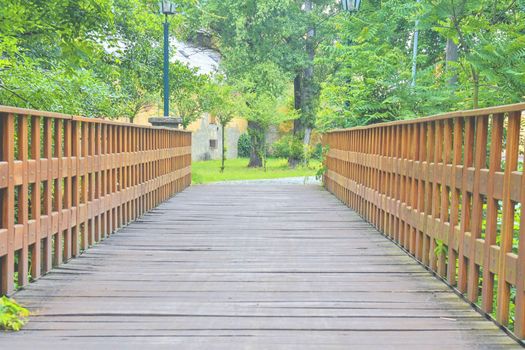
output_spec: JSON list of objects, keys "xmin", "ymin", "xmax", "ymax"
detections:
[
  {"xmin": 1, "ymin": 182, "xmax": 520, "ymax": 349},
  {"xmin": 0, "ymin": 109, "xmax": 191, "ymax": 295},
  {"xmin": 324, "ymin": 104, "xmax": 525, "ymax": 341}
]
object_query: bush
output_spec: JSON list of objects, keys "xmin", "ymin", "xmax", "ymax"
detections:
[
  {"xmin": 237, "ymin": 133, "xmax": 252, "ymax": 158},
  {"xmin": 0, "ymin": 296, "xmax": 29, "ymax": 331},
  {"xmin": 271, "ymin": 135, "xmax": 307, "ymax": 161},
  {"xmin": 311, "ymin": 143, "xmax": 323, "ymax": 160}
]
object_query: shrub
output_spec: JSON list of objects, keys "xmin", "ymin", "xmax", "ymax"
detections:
[
  {"xmin": 311, "ymin": 143, "xmax": 323, "ymax": 160},
  {"xmin": 237, "ymin": 133, "xmax": 252, "ymax": 158},
  {"xmin": 0, "ymin": 296, "xmax": 29, "ymax": 331},
  {"xmin": 271, "ymin": 135, "xmax": 303, "ymax": 160}
]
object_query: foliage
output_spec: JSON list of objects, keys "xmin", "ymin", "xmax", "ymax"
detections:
[
  {"xmin": 230, "ymin": 62, "xmax": 298, "ymax": 167},
  {"xmin": 0, "ymin": 0, "xmax": 192, "ymax": 119},
  {"xmin": 317, "ymin": 0, "xmax": 525, "ymax": 131},
  {"xmin": 237, "ymin": 133, "xmax": 252, "ymax": 158},
  {"xmin": 311, "ymin": 143, "xmax": 323, "ymax": 161},
  {"xmin": 170, "ymin": 62, "xmax": 210, "ymax": 128},
  {"xmin": 422, "ymin": 0, "xmax": 525, "ymax": 109},
  {"xmin": 191, "ymin": 158, "xmax": 320, "ymax": 184},
  {"xmin": 184, "ymin": 0, "xmax": 332, "ymax": 164},
  {"xmin": 0, "ymin": 297, "xmax": 29, "ymax": 331},
  {"xmin": 271, "ymin": 135, "xmax": 307, "ymax": 161},
  {"xmin": 202, "ymin": 80, "xmax": 245, "ymax": 171}
]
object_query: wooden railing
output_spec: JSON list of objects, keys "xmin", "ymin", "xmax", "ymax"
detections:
[
  {"xmin": 324, "ymin": 103, "xmax": 525, "ymax": 339},
  {"xmin": 0, "ymin": 106, "xmax": 191, "ymax": 295}
]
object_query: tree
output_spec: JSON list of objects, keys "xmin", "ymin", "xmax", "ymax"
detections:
[
  {"xmin": 422, "ymin": 0, "xmax": 525, "ymax": 109},
  {"xmin": 204, "ymin": 80, "xmax": 245, "ymax": 172},
  {"xmin": 231, "ymin": 62, "xmax": 297, "ymax": 168},
  {"xmin": 244, "ymin": 91, "xmax": 297, "ymax": 170},
  {"xmin": 316, "ymin": 0, "xmax": 525, "ymax": 131},
  {"xmin": 186, "ymin": 0, "xmax": 328, "ymax": 167},
  {"xmin": 0, "ymin": 0, "xmax": 190, "ymax": 119},
  {"xmin": 169, "ymin": 62, "xmax": 210, "ymax": 129}
]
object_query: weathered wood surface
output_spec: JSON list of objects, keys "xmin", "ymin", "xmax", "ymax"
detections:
[
  {"xmin": 324, "ymin": 103, "xmax": 525, "ymax": 338},
  {"xmin": 1, "ymin": 183, "xmax": 520, "ymax": 349},
  {"xmin": 0, "ymin": 106, "xmax": 192, "ymax": 295}
]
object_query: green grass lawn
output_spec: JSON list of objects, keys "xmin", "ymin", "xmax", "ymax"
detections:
[{"xmin": 191, "ymin": 158, "xmax": 321, "ymax": 184}]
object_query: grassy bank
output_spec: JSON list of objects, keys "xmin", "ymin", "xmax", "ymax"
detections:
[{"xmin": 191, "ymin": 158, "xmax": 321, "ymax": 184}]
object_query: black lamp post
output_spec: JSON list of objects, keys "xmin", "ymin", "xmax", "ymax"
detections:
[
  {"xmin": 341, "ymin": 0, "xmax": 361, "ymax": 12},
  {"xmin": 160, "ymin": 1, "xmax": 177, "ymax": 118}
]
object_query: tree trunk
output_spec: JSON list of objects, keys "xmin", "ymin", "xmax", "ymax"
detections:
[
  {"xmin": 289, "ymin": 0, "xmax": 315, "ymax": 168},
  {"xmin": 248, "ymin": 121, "xmax": 263, "ymax": 168},
  {"xmin": 445, "ymin": 38, "xmax": 458, "ymax": 86},
  {"xmin": 220, "ymin": 124, "xmax": 226, "ymax": 172},
  {"xmin": 472, "ymin": 68, "xmax": 479, "ymax": 109},
  {"xmin": 289, "ymin": 75, "xmax": 303, "ymax": 168}
]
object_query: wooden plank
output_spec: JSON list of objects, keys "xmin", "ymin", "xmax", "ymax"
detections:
[
  {"xmin": 325, "ymin": 102, "xmax": 525, "ymax": 132},
  {"xmin": 515, "ymin": 152, "xmax": 525, "ymax": 338},
  {"xmin": 30, "ymin": 116, "xmax": 42, "ymax": 280},
  {"xmin": 0, "ymin": 108, "xmax": 190, "ymax": 297},
  {"xmin": 53, "ymin": 119, "xmax": 63, "ymax": 267},
  {"xmin": 323, "ymin": 103, "xmax": 525, "ymax": 342},
  {"xmin": 481, "ymin": 113, "xmax": 504, "ymax": 312},
  {"xmin": 2, "ymin": 182, "xmax": 520, "ymax": 348},
  {"xmin": 496, "ymin": 112, "xmax": 521, "ymax": 325},
  {"xmin": 0, "ymin": 113, "xmax": 15, "ymax": 295},
  {"xmin": 457, "ymin": 116, "xmax": 475, "ymax": 293},
  {"xmin": 466, "ymin": 115, "xmax": 488, "ymax": 302},
  {"xmin": 42, "ymin": 118, "xmax": 53, "ymax": 274},
  {"xmin": 18, "ymin": 116, "xmax": 30, "ymax": 287}
]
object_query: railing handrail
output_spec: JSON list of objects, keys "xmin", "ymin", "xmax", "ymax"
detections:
[
  {"xmin": 0, "ymin": 106, "xmax": 192, "ymax": 296},
  {"xmin": 0, "ymin": 105, "xmax": 192, "ymax": 132},
  {"xmin": 323, "ymin": 102, "xmax": 525, "ymax": 341},
  {"xmin": 325, "ymin": 102, "xmax": 525, "ymax": 133}
]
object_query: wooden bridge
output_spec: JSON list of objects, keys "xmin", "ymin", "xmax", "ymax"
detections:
[{"xmin": 1, "ymin": 104, "xmax": 525, "ymax": 348}]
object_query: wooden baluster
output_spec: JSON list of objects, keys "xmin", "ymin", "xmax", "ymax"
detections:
[
  {"xmin": 71, "ymin": 120, "xmax": 80, "ymax": 258},
  {"xmin": 458, "ymin": 116, "xmax": 475, "ymax": 293},
  {"xmin": 42, "ymin": 118, "xmax": 53, "ymax": 274},
  {"xmin": 516, "ymin": 133, "xmax": 525, "ymax": 337},
  {"xmin": 447, "ymin": 118, "xmax": 463, "ymax": 286},
  {"xmin": 496, "ymin": 111, "xmax": 521, "ymax": 326},
  {"xmin": 80, "ymin": 121, "xmax": 88, "ymax": 251},
  {"xmin": 430, "ymin": 120, "xmax": 443, "ymax": 272},
  {"xmin": 53, "ymin": 119, "xmax": 63, "ymax": 267},
  {"xmin": 409, "ymin": 124, "xmax": 420, "ymax": 256},
  {"xmin": 467, "ymin": 115, "xmax": 488, "ymax": 302},
  {"xmin": 30, "ymin": 116, "xmax": 42, "ymax": 280},
  {"xmin": 63, "ymin": 119, "xmax": 72, "ymax": 261},
  {"xmin": 481, "ymin": 113, "xmax": 504, "ymax": 312},
  {"xmin": 439, "ymin": 119, "xmax": 453, "ymax": 277},
  {"xmin": 1, "ymin": 113, "xmax": 15, "ymax": 295},
  {"xmin": 17, "ymin": 115, "xmax": 29, "ymax": 287}
]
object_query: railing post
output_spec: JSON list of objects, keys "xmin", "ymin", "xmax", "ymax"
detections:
[
  {"xmin": 322, "ymin": 103, "xmax": 525, "ymax": 340},
  {"xmin": 0, "ymin": 113, "xmax": 15, "ymax": 295}
]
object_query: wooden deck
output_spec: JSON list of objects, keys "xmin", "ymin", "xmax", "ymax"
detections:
[{"xmin": 1, "ymin": 182, "xmax": 521, "ymax": 349}]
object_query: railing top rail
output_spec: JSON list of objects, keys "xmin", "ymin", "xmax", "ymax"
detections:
[
  {"xmin": 325, "ymin": 102, "xmax": 525, "ymax": 133},
  {"xmin": 0, "ymin": 105, "xmax": 191, "ymax": 133}
]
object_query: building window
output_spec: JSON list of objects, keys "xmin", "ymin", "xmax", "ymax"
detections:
[{"xmin": 209, "ymin": 139, "xmax": 217, "ymax": 149}]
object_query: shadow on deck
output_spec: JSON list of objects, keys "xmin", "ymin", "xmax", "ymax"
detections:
[{"xmin": 0, "ymin": 182, "xmax": 521, "ymax": 349}]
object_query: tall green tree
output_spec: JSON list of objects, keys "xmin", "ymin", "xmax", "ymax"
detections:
[
  {"xmin": 186, "ymin": 0, "xmax": 336, "ymax": 166},
  {"xmin": 422, "ymin": 0, "xmax": 525, "ymax": 108},
  {"xmin": 317, "ymin": 0, "xmax": 525, "ymax": 131},
  {"xmin": 233, "ymin": 62, "xmax": 297, "ymax": 168},
  {"xmin": 0, "ymin": 0, "xmax": 195, "ymax": 119},
  {"xmin": 203, "ymin": 80, "xmax": 245, "ymax": 171},
  {"xmin": 169, "ymin": 62, "xmax": 210, "ymax": 128}
]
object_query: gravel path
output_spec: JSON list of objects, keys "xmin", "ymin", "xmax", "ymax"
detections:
[{"xmin": 205, "ymin": 176, "xmax": 322, "ymax": 185}]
